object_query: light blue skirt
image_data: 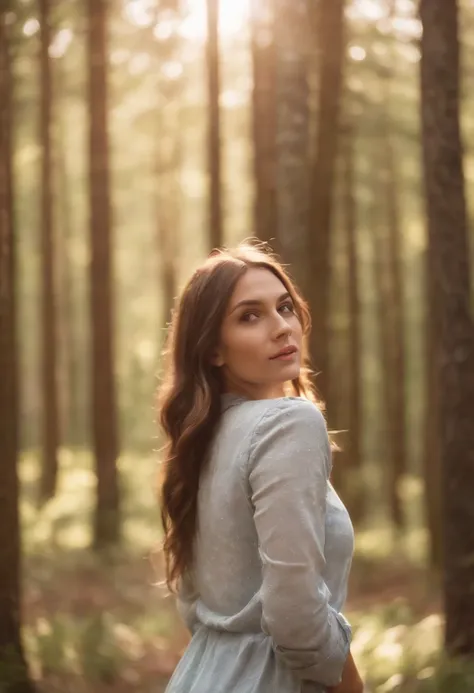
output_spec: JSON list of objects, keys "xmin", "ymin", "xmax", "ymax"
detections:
[{"xmin": 164, "ymin": 625, "xmax": 327, "ymax": 693}]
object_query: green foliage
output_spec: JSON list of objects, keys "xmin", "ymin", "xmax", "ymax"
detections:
[
  {"xmin": 0, "ymin": 643, "xmax": 31, "ymax": 693},
  {"xmin": 28, "ymin": 616, "xmax": 71, "ymax": 676},
  {"xmin": 77, "ymin": 614, "xmax": 124, "ymax": 683},
  {"xmin": 24, "ymin": 612, "xmax": 142, "ymax": 683},
  {"xmin": 423, "ymin": 657, "xmax": 474, "ymax": 693},
  {"xmin": 20, "ymin": 448, "xmax": 161, "ymax": 554},
  {"xmin": 349, "ymin": 606, "xmax": 474, "ymax": 693}
]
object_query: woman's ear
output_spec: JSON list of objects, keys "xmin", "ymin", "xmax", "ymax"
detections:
[{"xmin": 211, "ymin": 350, "xmax": 224, "ymax": 367}]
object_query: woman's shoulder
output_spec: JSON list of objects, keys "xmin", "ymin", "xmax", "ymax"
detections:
[
  {"xmin": 244, "ymin": 397, "xmax": 331, "ymax": 477},
  {"xmin": 219, "ymin": 395, "xmax": 330, "ymax": 477},
  {"xmin": 222, "ymin": 395, "xmax": 327, "ymax": 442},
  {"xmin": 252, "ymin": 396, "xmax": 327, "ymax": 439},
  {"xmin": 223, "ymin": 392, "xmax": 322, "ymax": 418}
]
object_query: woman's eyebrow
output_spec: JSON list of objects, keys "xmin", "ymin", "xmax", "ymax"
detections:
[{"xmin": 229, "ymin": 292, "xmax": 291, "ymax": 315}]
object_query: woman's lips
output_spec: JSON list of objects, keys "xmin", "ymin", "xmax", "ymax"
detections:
[
  {"xmin": 269, "ymin": 346, "xmax": 298, "ymax": 360},
  {"xmin": 272, "ymin": 352, "xmax": 297, "ymax": 361}
]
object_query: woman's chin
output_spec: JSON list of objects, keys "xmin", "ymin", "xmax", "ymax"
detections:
[{"xmin": 273, "ymin": 363, "xmax": 301, "ymax": 382}]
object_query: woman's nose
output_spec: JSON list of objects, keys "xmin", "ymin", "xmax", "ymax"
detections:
[{"xmin": 273, "ymin": 313, "xmax": 292, "ymax": 338}]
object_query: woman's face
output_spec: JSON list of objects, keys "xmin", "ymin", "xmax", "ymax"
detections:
[{"xmin": 214, "ymin": 267, "xmax": 303, "ymax": 399}]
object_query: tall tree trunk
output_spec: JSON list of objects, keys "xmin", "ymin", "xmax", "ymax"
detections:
[
  {"xmin": 371, "ymin": 178, "xmax": 400, "ymax": 527},
  {"xmin": 156, "ymin": 105, "xmax": 179, "ymax": 327},
  {"xmin": 0, "ymin": 12, "xmax": 35, "ymax": 692},
  {"xmin": 326, "ymin": 151, "xmax": 349, "ymax": 496},
  {"xmin": 38, "ymin": 0, "xmax": 59, "ymax": 503},
  {"xmin": 341, "ymin": 119, "xmax": 364, "ymax": 523},
  {"xmin": 57, "ymin": 46, "xmax": 88, "ymax": 450},
  {"xmin": 274, "ymin": 0, "xmax": 310, "ymax": 295},
  {"xmin": 423, "ymin": 243, "xmax": 443, "ymax": 570},
  {"xmin": 87, "ymin": 0, "xmax": 120, "ymax": 549},
  {"xmin": 156, "ymin": 5, "xmax": 181, "ymax": 329},
  {"xmin": 55, "ymin": 107, "xmax": 82, "ymax": 448},
  {"xmin": 380, "ymin": 61, "xmax": 406, "ymax": 531},
  {"xmin": 206, "ymin": 0, "xmax": 223, "ymax": 249},
  {"xmin": 307, "ymin": 0, "xmax": 345, "ymax": 403},
  {"xmin": 420, "ymin": 0, "xmax": 474, "ymax": 656},
  {"xmin": 251, "ymin": 0, "xmax": 277, "ymax": 246}
]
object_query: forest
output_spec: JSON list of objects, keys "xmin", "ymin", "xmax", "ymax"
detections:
[{"xmin": 1, "ymin": 0, "xmax": 474, "ymax": 691}]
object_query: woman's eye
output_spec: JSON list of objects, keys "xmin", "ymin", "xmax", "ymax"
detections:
[
  {"xmin": 240, "ymin": 311, "xmax": 259, "ymax": 322},
  {"xmin": 279, "ymin": 302, "xmax": 294, "ymax": 314},
  {"xmin": 240, "ymin": 304, "xmax": 294, "ymax": 322}
]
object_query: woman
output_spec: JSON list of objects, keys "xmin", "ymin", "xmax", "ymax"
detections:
[{"xmin": 157, "ymin": 243, "xmax": 363, "ymax": 693}]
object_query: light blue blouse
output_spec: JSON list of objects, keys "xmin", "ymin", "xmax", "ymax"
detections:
[{"xmin": 164, "ymin": 394, "xmax": 355, "ymax": 693}]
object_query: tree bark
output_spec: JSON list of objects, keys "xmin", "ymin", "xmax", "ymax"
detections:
[
  {"xmin": 371, "ymin": 178, "xmax": 400, "ymax": 526},
  {"xmin": 420, "ymin": 0, "xmax": 474, "ymax": 656},
  {"xmin": 341, "ymin": 119, "xmax": 364, "ymax": 523},
  {"xmin": 55, "ymin": 104, "xmax": 82, "ymax": 448},
  {"xmin": 87, "ymin": 0, "xmax": 121, "ymax": 548},
  {"xmin": 206, "ymin": 0, "xmax": 223, "ymax": 249},
  {"xmin": 156, "ymin": 104, "xmax": 179, "ymax": 327},
  {"xmin": 0, "ymin": 11, "xmax": 35, "ymax": 692},
  {"xmin": 251, "ymin": 0, "xmax": 277, "ymax": 246},
  {"xmin": 307, "ymin": 0, "xmax": 346, "ymax": 403},
  {"xmin": 423, "ymin": 244, "xmax": 443, "ymax": 570},
  {"xmin": 274, "ymin": 0, "xmax": 310, "ymax": 295},
  {"xmin": 379, "ymin": 60, "xmax": 407, "ymax": 531},
  {"xmin": 38, "ymin": 0, "xmax": 60, "ymax": 503},
  {"xmin": 155, "ymin": 5, "xmax": 182, "ymax": 328}
]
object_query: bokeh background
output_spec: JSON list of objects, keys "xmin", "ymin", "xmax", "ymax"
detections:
[{"xmin": 1, "ymin": 0, "xmax": 474, "ymax": 691}]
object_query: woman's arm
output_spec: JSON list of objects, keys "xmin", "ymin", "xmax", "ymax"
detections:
[
  {"xmin": 247, "ymin": 399, "xmax": 352, "ymax": 688},
  {"xmin": 176, "ymin": 570, "xmax": 199, "ymax": 635},
  {"xmin": 328, "ymin": 651, "xmax": 364, "ymax": 693}
]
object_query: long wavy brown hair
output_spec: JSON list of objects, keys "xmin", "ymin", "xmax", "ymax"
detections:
[{"xmin": 157, "ymin": 242, "xmax": 320, "ymax": 592}]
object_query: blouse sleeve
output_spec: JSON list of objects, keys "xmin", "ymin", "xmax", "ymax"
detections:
[
  {"xmin": 247, "ymin": 398, "xmax": 352, "ymax": 687},
  {"xmin": 176, "ymin": 570, "xmax": 199, "ymax": 635}
]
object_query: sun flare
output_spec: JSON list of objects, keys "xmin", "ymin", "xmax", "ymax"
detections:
[
  {"xmin": 180, "ymin": 0, "xmax": 250, "ymax": 40},
  {"xmin": 124, "ymin": 0, "xmax": 250, "ymax": 41}
]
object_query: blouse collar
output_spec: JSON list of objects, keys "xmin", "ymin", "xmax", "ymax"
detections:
[{"xmin": 220, "ymin": 392, "xmax": 248, "ymax": 412}]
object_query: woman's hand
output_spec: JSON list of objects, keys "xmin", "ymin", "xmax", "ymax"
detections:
[{"xmin": 327, "ymin": 651, "xmax": 364, "ymax": 693}]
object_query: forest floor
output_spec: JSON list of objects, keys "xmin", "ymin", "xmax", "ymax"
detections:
[
  {"xmin": 23, "ymin": 549, "xmax": 443, "ymax": 693},
  {"xmin": 19, "ymin": 450, "xmax": 466, "ymax": 693}
]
